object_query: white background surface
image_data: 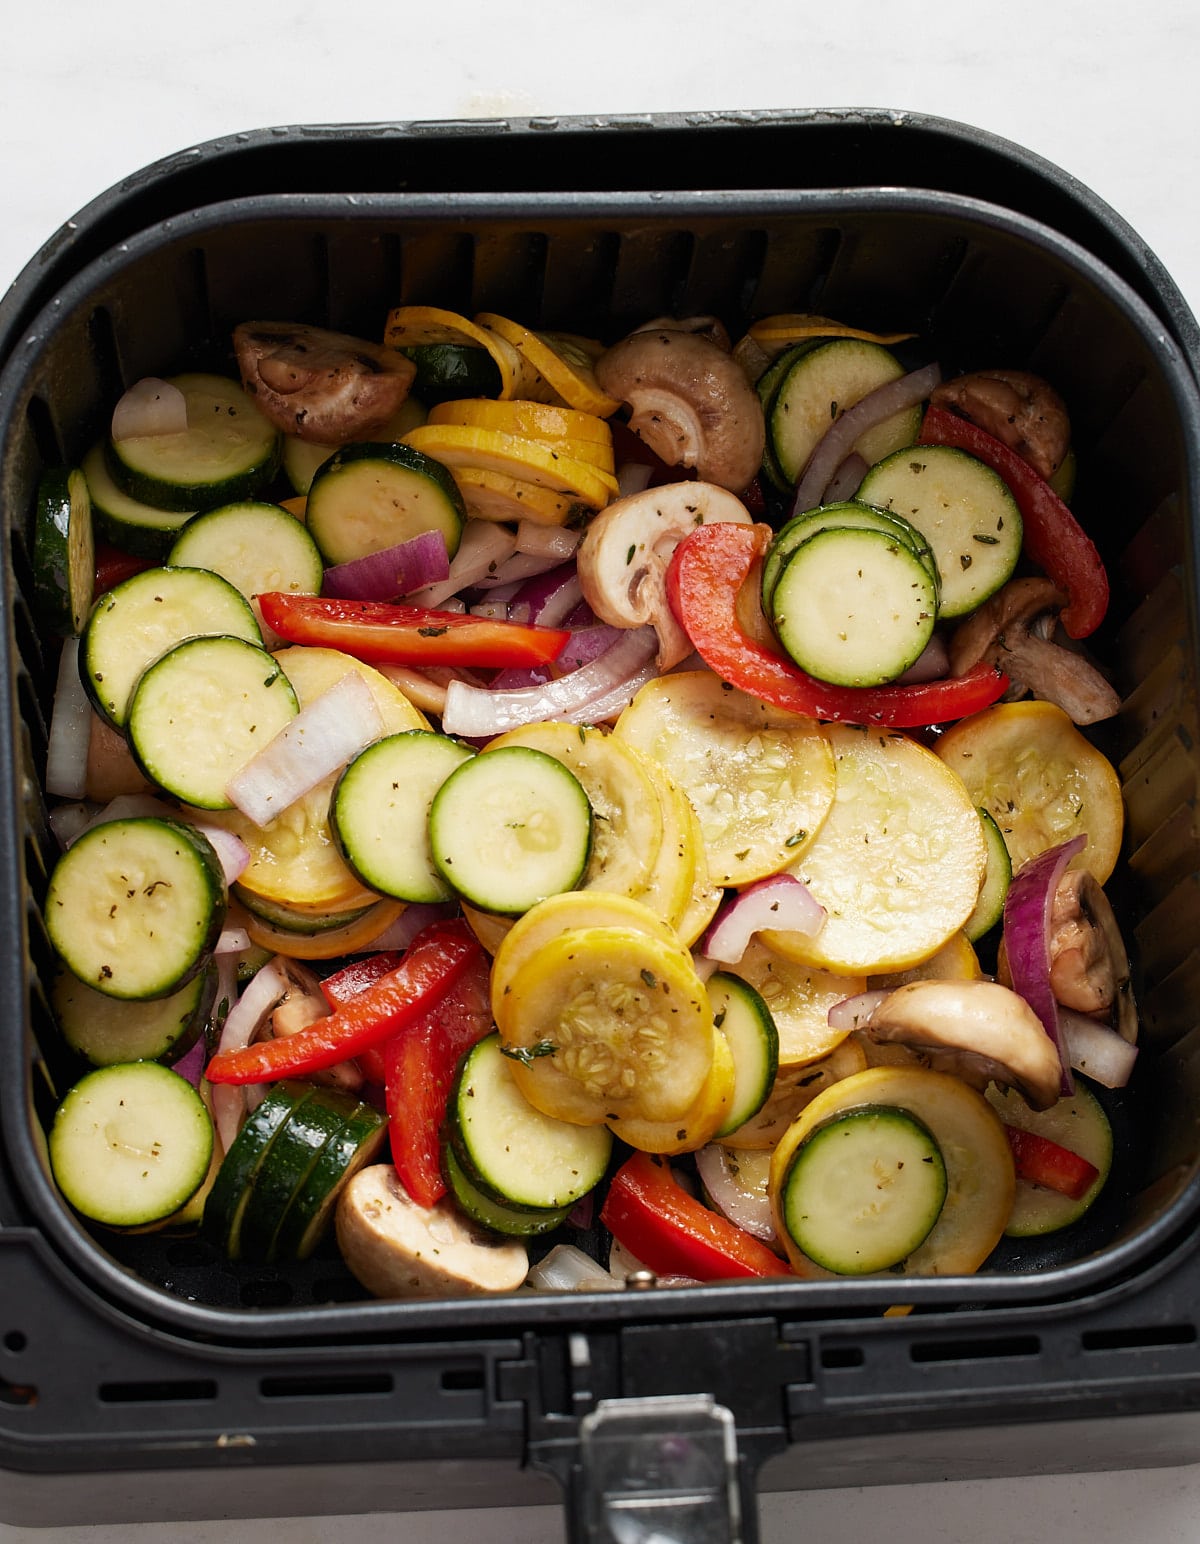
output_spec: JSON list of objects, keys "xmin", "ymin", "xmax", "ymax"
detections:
[{"xmin": 4, "ymin": 1, "xmax": 1200, "ymax": 1538}]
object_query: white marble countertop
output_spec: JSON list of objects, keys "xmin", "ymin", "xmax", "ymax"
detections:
[{"xmin": 4, "ymin": 1, "xmax": 1200, "ymax": 1538}]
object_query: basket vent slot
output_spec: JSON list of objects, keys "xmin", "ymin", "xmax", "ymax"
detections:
[
  {"xmin": 1080, "ymin": 1323, "xmax": 1197, "ymax": 1353},
  {"xmin": 819, "ymin": 1345, "xmax": 865, "ymax": 1370},
  {"xmin": 909, "ymin": 1334, "xmax": 1041, "ymax": 1364},
  {"xmin": 98, "ymin": 1378, "xmax": 217, "ymax": 1405},
  {"xmin": 259, "ymin": 1371, "xmax": 393, "ymax": 1400}
]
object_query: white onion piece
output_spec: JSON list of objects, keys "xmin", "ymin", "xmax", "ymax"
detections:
[
  {"xmin": 322, "ymin": 530, "xmax": 449, "ymax": 602},
  {"xmin": 82, "ymin": 792, "xmax": 177, "ymax": 831},
  {"xmin": 1002, "ymin": 833, "xmax": 1088, "ymax": 1095},
  {"xmin": 45, "ymin": 640, "xmax": 92, "ymax": 800},
  {"xmin": 525, "ymin": 1244, "xmax": 621, "ymax": 1293},
  {"xmin": 564, "ymin": 656, "xmax": 659, "ymax": 725},
  {"xmin": 215, "ymin": 926, "xmax": 252, "ymax": 956},
  {"xmin": 791, "ymin": 361, "xmax": 943, "ymax": 514},
  {"xmin": 405, "ymin": 521, "xmax": 517, "ymax": 608},
  {"xmin": 514, "ymin": 521, "xmax": 581, "ymax": 562},
  {"xmin": 187, "ymin": 822, "xmax": 251, "ymax": 886},
  {"xmin": 827, "ymin": 989, "xmax": 890, "ymax": 1032},
  {"xmin": 111, "ymin": 377, "xmax": 188, "ymax": 440},
  {"xmin": 216, "ymin": 958, "xmax": 290, "ymax": 1056},
  {"xmin": 693, "ymin": 1145, "xmax": 776, "ymax": 1242},
  {"xmin": 474, "ymin": 549, "xmax": 569, "ymax": 590},
  {"xmin": 1060, "ymin": 1009, "xmax": 1139, "ymax": 1088},
  {"xmin": 701, "ymin": 874, "xmax": 825, "ymax": 964},
  {"xmin": 211, "ymin": 1081, "xmax": 248, "ymax": 1154},
  {"xmin": 616, "ymin": 463, "xmax": 655, "ymax": 498},
  {"xmin": 226, "ymin": 673, "xmax": 384, "ymax": 828},
  {"xmin": 468, "ymin": 598, "xmax": 511, "ymax": 621},
  {"xmin": 441, "ymin": 626, "xmax": 658, "ymax": 736},
  {"xmin": 896, "ymin": 633, "xmax": 950, "ymax": 684},
  {"xmin": 48, "ymin": 801, "xmax": 97, "ymax": 848},
  {"xmin": 607, "ymin": 1236, "xmax": 700, "ymax": 1289}
]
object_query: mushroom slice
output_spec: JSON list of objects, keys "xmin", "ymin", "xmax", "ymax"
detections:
[
  {"xmin": 631, "ymin": 315, "xmax": 733, "ymax": 351},
  {"xmin": 594, "ymin": 328, "xmax": 766, "ymax": 492},
  {"xmin": 1048, "ymin": 869, "xmax": 1137, "ymax": 1043},
  {"xmin": 233, "ymin": 321, "xmax": 416, "ymax": 444},
  {"xmin": 862, "ymin": 978, "xmax": 1063, "ymax": 1112},
  {"xmin": 335, "ymin": 1165, "xmax": 529, "ymax": 1299},
  {"xmin": 576, "ymin": 481, "xmax": 752, "ymax": 670},
  {"xmin": 930, "ymin": 369, "xmax": 1071, "ymax": 481},
  {"xmin": 266, "ymin": 958, "xmax": 362, "ymax": 1094},
  {"xmin": 948, "ymin": 577, "xmax": 1120, "ymax": 726}
]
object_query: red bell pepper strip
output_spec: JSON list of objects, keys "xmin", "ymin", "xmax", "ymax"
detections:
[
  {"xmin": 205, "ymin": 920, "xmax": 476, "ymax": 1084},
  {"xmin": 257, "ymin": 592, "xmax": 570, "ymax": 669},
  {"xmin": 665, "ymin": 522, "xmax": 1009, "ymax": 729},
  {"xmin": 600, "ymin": 1151, "xmax": 793, "ymax": 1281},
  {"xmin": 918, "ymin": 404, "xmax": 1108, "ymax": 639},
  {"xmin": 381, "ymin": 946, "xmax": 493, "ymax": 1207},
  {"xmin": 1005, "ymin": 1125, "xmax": 1100, "ymax": 1201},
  {"xmin": 94, "ymin": 542, "xmax": 154, "ymax": 597},
  {"xmin": 320, "ymin": 952, "xmax": 406, "ymax": 1084}
]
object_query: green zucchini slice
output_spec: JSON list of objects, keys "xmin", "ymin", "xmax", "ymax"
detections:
[
  {"xmin": 779, "ymin": 1104, "xmax": 948, "ymax": 1275},
  {"xmin": 167, "ymin": 500, "xmax": 324, "ymax": 604},
  {"xmin": 708, "ymin": 973, "xmax": 780, "ymax": 1138},
  {"xmin": 33, "ymin": 466, "xmax": 95, "ymax": 636},
  {"xmin": 51, "ymin": 962, "xmax": 213, "ymax": 1067},
  {"xmin": 106, "ymin": 373, "xmax": 280, "ymax": 513},
  {"xmin": 304, "ymin": 440, "xmax": 465, "ymax": 567},
  {"xmin": 50, "ymin": 1062, "xmax": 214, "ymax": 1228},
  {"xmin": 82, "ymin": 440, "xmax": 195, "ymax": 559},
  {"xmin": 46, "ymin": 816, "xmax": 227, "ymax": 1001}
]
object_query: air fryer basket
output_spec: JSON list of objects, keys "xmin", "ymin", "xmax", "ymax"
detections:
[{"xmin": 3, "ymin": 114, "xmax": 1200, "ymax": 1532}]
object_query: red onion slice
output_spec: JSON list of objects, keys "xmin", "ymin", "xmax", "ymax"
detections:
[
  {"xmin": 701, "ymin": 874, "xmax": 826, "ymax": 964},
  {"xmin": 474, "ymin": 549, "xmax": 568, "ymax": 590},
  {"xmin": 1060, "ymin": 1009, "xmax": 1139, "ymax": 1088},
  {"xmin": 322, "ymin": 530, "xmax": 449, "ymax": 601},
  {"xmin": 170, "ymin": 1035, "xmax": 208, "ymax": 1089},
  {"xmin": 1002, "ymin": 833, "xmax": 1088, "ymax": 1095},
  {"xmin": 791, "ymin": 361, "xmax": 943, "ymax": 514},
  {"xmin": 895, "ymin": 633, "xmax": 950, "ymax": 685},
  {"xmin": 187, "ymin": 822, "xmax": 251, "ymax": 886},
  {"xmin": 215, "ymin": 926, "xmax": 252, "ymax": 956},
  {"xmin": 693, "ymin": 1144, "xmax": 776, "ymax": 1242},
  {"xmin": 507, "ymin": 562, "xmax": 583, "ymax": 627},
  {"xmin": 46, "ymin": 641, "xmax": 92, "ymax": 800},
  {"xmin": 441, "ymin": 626, "xmax": 658, "ymax": 736},
  {"xmin": 226, "ymin": 672, "xmax": 384, "ymax": 827},
  {"xmin": 346, "ymin": 902, "xmax": 457, "ymax": 954},
  {"xmin": 822, "ymin": 450, "xmax": 869, "ymax": 503},
  {"xmin": 216, "ymin": 958, "xmax": 290, "ymax": 1057},
  {"xmin": 617, "ymin": 463, "xmax": 655, "ymax": 498},
  {"xmin": 111, "ymin": 377, "xmax": 188, "ymax": 440}
]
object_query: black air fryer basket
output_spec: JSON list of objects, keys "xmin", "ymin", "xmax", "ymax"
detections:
[{"xmin": 3, "ymin": 110, "xmax": 1200, "ymax": 1538}]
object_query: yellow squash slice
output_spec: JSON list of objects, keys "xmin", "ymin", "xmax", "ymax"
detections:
[
  {"xmin": 763, "ymin": 724, "xmax": 987, "ymax": 975},
  {"xmin": 450, "ymin": 468, "xmax": 591, "ymax": 528},
  {"xmin": 615, "ymin": 672, "xmax": 836, "ymax": 887},
  {"xmin": 607, "ymin": 1027, "xmax": 735, "ymax": 1155},
  {"xmin": 429, "ymin": 398, "xmax": 614, "ymax": 471},
  {"xmin": 402, "ymin": 424, "xmax": 617, "ymax": 509},
  {"xmin": 728, "ymin": 941, "xmax": 865, "ymax": 1069},
  {"xmin": 474, "ymin": 315, "xmax": 621, "ymax": 418},
  {"xmin": 494, "ymin": 924, "xmax": 714, "ymax": 1126},
  {"xmin": 934, "ymin": 700, "xmax": 1123, "ymax": 883}
]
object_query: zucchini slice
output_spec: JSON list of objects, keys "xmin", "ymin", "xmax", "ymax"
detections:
[
  {"xmin": 281, "ymin": 396, "xmax": 429, "ymax": 496},
  {"xmin": 769, "ymin": 525, "xmax": 938, "ymax": 688},
  {"xmin": 82, "ymin": 440, "xmax": 195, "ymax": 558},
  {"xmin": 202, "ymin": 1081, "xmax": 315, "ymax": 1259},
  {"xmin": 770, "ymin": 1065, "xmax": 1015, "ymax": 1277},
  {"xmin": 107, "ymin": 373, "xmax": 280, "ymax": 513},
  {"xmin": 33, "ymin": 466, "xmax": 95, "ymax": 636},
  {"xmin": 50, "ymin": 1062, "xmax": 214, "ymax": 1228},
  {"xmin": 51, "ymin": 962, "xmax": 212, "ymax": 1067},
  {"xmin": 398, "ymin": 343, "xmax": 503, "ymax": 406},
  {"xmin": 768, "ymin": 339, "xmax": 923, "ymax": 488},
  {"xmin": 708, "ymin": 973, "xmax": 780, "ymax": 1138},
  {"xmin": 46, "ymin": 816, "xmax": 227, "ymax": 1001},
  {"xmin": 963, "ymin": 807, "xmax": 1012, "ymax": 942},
  {"xmin": 237, "ymin": 1086, "xmax": 369, "ymax": 1264},
  {"xmin": 271, "ymin": 1098, "xmax": 389, "ymax": 1261},
  {"xmin": 429, "ymin": 745, "xmax": 593, "ymax": 914},
  {"xmin": 447, "ymin": 1033, "xmax": 612, "ymax": 1212},
  {"xmin": 856, "ymin": 444, "xmax": 1023, "ymax": 617},
  {"xmin": 127, "ymin": 636, "xmax": 299, "ymax": 808},
  {"xmin": 778, "ymin": 1104, "xmax": 947, "ymax": 1274},
  {"xmin": 441, "ymin": 1142, "xmax": 572, "ymax": 1237},
  {"xmin": 760, "ymin": 500, "xmax": 939, "ymax": 615},
  {"xmin": 304, "ymin": 440, "xmax": 466, "ymax": 567},
  {"xmin": 167, "ymin": 500, "xmax": 324, "ymax": 604},
  {"xmin": 81, "ymin": 563, "xmax": 263, "ymax": 730},
  {"xmin": 331, "ymin": 730, "xmax": 475, "ymax": 903},
  {"xmin": 986, "ymin": 1080, "xmax": 1113, "ymax": 1237}
]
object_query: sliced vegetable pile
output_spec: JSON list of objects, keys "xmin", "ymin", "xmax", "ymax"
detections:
[{"xmin": 33, "ymin": 304, "xmax": 1137, "ymax": 1299}]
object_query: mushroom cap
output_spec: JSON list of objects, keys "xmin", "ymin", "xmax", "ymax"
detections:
[
  {"xmin": 233, "ymin": 321, "xmax": 416, "ymax": 444},
  {"xmin": 864, "ymin": 977, "xmax": 1064, "ymax": 1112},
  {"xmin": 576, "ymin": 480, "xmax": 753, "ymax": 669},
  {"xmin": 334, "ymin": 1165, "xmax": 528, "ymax": 1299},
  {"xmin": 594, "ymin": 328, "xmax": 765, "ymax": 492}
]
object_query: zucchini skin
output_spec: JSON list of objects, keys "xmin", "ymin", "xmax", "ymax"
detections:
[{"xmin": 34, "ymin": 466, "xmax": 95, "ymax": 636}]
